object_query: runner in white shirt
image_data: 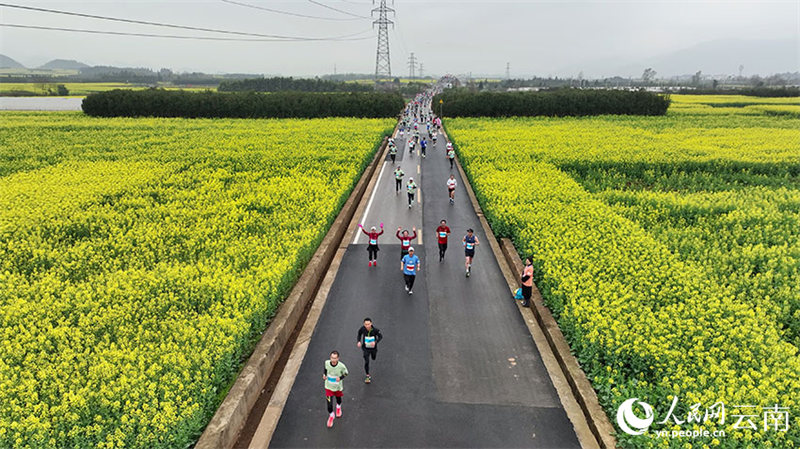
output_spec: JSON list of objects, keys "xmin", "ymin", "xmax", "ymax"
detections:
[{"xmin": 446, "ymin": 174, "xmax": 457, "ymax": 205}]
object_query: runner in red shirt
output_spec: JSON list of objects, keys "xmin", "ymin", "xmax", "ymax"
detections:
[
  {"xmin": 359, "ymin": 223, "xmax": 384, "ymax": 267},
  {"xmin": 396, "ymin": 226, "xmax": 417, "ymax": 260},
  {"xmin": 436, "ymin": 219, "xmax": 451, "ymax": 262}
]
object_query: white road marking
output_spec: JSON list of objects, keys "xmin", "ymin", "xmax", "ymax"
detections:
[{"xmin": 354, "ymin": 161, "xmax": 387, "ymax": 244}]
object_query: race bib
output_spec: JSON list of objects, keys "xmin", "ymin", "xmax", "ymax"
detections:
[
  {"xmin": 364, "ymin": 336, "xmax": 376, "ymax": 348},
  {"xmin": 439, "ymin": 232, "xmax": 447, "ymax": 238},
  {"xmin": 406, "ymin": 264, "xmax": 416, "ymax": 272},
  {"xmin": 327, "ymin": 376, "xmax": 338, "ymax": 383},
  {"xmin": 466, "ymin": 243, "xmax": 474, "ymax": 250},
  {"xmin": 369, "ymin": 239, "xmax": 377, "ymax": 245},
  {"xmin": 402, "ymin": 239, "xmax": 411, "ymax": 246}
]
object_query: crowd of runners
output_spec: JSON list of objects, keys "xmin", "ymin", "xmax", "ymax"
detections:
[{"xmin": 321, "ymin": 87, "xmax": 531, "ymax": 429}]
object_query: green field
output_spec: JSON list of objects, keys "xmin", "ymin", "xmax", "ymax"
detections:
[{"xmin": 0, "ymin": 82, "xmax": 214, "ymax": 96}]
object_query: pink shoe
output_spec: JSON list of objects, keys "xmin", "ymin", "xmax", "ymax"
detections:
[
  {"xmin": 368, "ymin": 261, "xmax": 372, "ymax": 267},
  {"xmin": 373, "ymin": 261, "xmax": 377, "ymax": 267},
  {"xmin": 327, "ymin": 415, "xmax": 334, "ymax": 428},
  {"xmin": 336, "ymin": 406, "xmax": 342, "ymax": 418}
]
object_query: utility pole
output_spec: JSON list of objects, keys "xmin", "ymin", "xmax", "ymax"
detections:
[
  {"xmin": 408, "ymin": 52, "xmax": 417, "ymax": 80},
  {"xmin": 419, "ymin": 62, "xmax": 424, "ymax": 78},
  {"xmin": 506, "ymin": 62, "xmax": 510, "ymax": 80},
  {"xmin": 372, "ymin": 0, "xmax": 395, "ymax": 80}
]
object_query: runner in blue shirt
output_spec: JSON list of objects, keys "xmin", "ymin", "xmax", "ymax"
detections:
[{"xmin": 400, "ymin": 247, "xmax": 420, "ymax": 294}]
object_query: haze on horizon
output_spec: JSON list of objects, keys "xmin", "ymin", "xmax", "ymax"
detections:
[{"xmin": 1, "ymin": 0, "xmax": 798, "ymax": 78}]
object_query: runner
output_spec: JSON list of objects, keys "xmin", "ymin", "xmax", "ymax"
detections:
[
  {"xmin": 406, "ymin": 177, "xmax": 418, "ymax": 209},
  {"xmin": 396, "ymin": 226, "xmax": 417, "ymax": 260},
  {"xmin": 401, "ymin": 246, "xmax": 420, "ymax": 295},
  {"xmin": 447, "ymin": 144, "xmax": 456, "ymax": 170},
  {"xmin": 394, "ymin": 166, "xmax": 404, "ymax": 194},
  {"xmin": 356, "ymin": 318, "xmax": 383, "ymax": 383},
  {"xmin": 359, "ymin": 222, "xmax": 384, "ymax": 267},
  {"xmin": 436, "ymin": 219, "xmax": 451, "ymax": 262},
  {"xmin": 520, "ymin": 257, "xmax": 534, "ymax": 308},
  {"xmin": 446, "ymin": 174, "xmax": 457, "ymax": 204},
  {"xmin": 388, "ymin": 139, "xmax": 397, "ymax": 164},
  {"xmin": 462, "ymin": 228, "xmax": 480, "ymax": 277},
  {"xmin": 420, "ymin": 138, "xmax": 427, "ymax": 158},
  {"xmin": 408, "ymin": 138, "xmax": 415, "ymax": 157},
  {"xmin": 432, "ymin": 131, "xmax": 438, "ymax": 146},
  {"xmin": 323, "ymin": 351, "xmax": 348, "ymax": 428}
]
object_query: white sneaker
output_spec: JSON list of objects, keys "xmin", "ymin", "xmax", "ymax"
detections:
[
  {"xmin": 408, "ymin": 290, "xmax": 413, "ymax": 295},
  {"xmin": 405, "ymin": 285, "xmax": 409, "ymax": 291}
]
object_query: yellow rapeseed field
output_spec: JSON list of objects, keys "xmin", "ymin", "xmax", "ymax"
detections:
[
  {"xmin": 446, "ymin": 103, "xmax": 800, "ymax": 448},
  {"xmin": 0, "ymin": 112, "xmax": 394, "ymax": 448}
]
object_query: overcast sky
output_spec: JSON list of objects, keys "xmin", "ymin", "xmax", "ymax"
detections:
[{"xmin": 1, "ymin": 0, "xmax": 798, "ymax": 77}]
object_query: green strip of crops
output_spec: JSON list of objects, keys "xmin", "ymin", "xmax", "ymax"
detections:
[
  {"xmin": 446, "ymin": 111, "xmax": 800, "ymax": 449},
  {"xmin": 0, "ymin": 112, "xmax": 394, "ymax": 448}
]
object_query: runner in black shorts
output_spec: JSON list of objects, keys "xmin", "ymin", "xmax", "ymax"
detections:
[
  {"xmin": 462, "ymin": 228, "xmax": 480, "ymax": 277},
  {"xmin": 436, "ymin": 219, "xmax": 451, "ymax": 262},
  {"xmin": 356, "ymin": 318, "xmax": 383, "ymax": 383}
]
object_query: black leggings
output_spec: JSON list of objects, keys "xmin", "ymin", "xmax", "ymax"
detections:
[
  {"xmin": 522, "ymin": 285, "xmax": 532, "ymax": 304},
  {"xmin": 449, "ymin": 158, "xmax": 454, "ymax": 169},
  {"xmin": 396, "ymin": 179, "xmax": 402, "ymax": 192},
  {"xmin": 408, "ymin": 193, "xmax": 415, "ymax": 206},
  {"xmin": 438, "ymin": 242, "xmax": 447, "ymax": 260},
  {"xmin": 363, "ymin": 348, "xmax": 377, "ymax": 374},
  {"xmin": 367, "ymin": 245, "xmax": 378, "ymax": 261},
  {"xmin": 404, "ymin": 274, "xmax": 416, "ymax": 289},
  {"xmin": 326, "ymin": 395, "xmax": 342, "ymax": 413},
  {"xmin": 390, "ymin": 153, "xmax": 396, "ymax": 163}
]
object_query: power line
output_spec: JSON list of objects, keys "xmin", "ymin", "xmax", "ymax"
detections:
[
  {"xmin": 0, "ymin": 2, "xmax": 360, "ymax": 41},
  {"xmin": 220, "ymin": 0, "xmax": 363, "ymax": 21},
  {"xmin": 0, "ymin": 23, "xmax": 374, "ymax": 42},
  {"xmin": 307, "ymin": 0, "xmax": 370, "ymax": 19}
]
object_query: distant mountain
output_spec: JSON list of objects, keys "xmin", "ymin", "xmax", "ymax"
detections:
[
  {"xmin": 0, "ymin": 54, "xmax": 25, "ymax": 69},
  {"xmin": 38, "ymin": 59, "xmax": 90, "ymax": 70},
  {"xmin": 560, "ymin": 38, "xmax": 799, "ymax": 79}
]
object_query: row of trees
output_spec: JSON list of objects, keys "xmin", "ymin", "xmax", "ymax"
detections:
[
  {"xmin": 672, "ymin": 86, "xmax": 800, "ymax": 97},
  {"xmin": 218, "ymin": 76, "xmax": 374, "ymax": 92},
  {"xmin": 432, "ymin": 88, "xmax": 670, "ymax": 117},
  {"xmin": 81, "ymin": 89, "xmax": 404, "ymax": 118}
]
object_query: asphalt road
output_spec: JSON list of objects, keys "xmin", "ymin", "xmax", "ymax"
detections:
[{"xmin": 268, "ymin": 116, "xmax": 581, "ymax": 448}]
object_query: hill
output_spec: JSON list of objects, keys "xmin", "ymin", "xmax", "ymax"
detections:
[
  {"xmin": 38, "ymin": 59, "xmax": 90, "ymax": 70},
  {"xmin": 0, "ymin": 54, "xmax": 25, "ymax": 69}
]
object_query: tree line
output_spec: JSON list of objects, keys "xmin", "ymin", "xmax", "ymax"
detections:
[
  {"xmin": 432, "ymin": 88, "xmax": 670, "ymax": 117},
  {"xmin": 81, "ymin": 89, "xmax": 404, "ymax": 118}
]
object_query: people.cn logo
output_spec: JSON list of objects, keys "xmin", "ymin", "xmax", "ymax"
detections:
[{"xmin": 617, "ymin": 398, "xmax": 655, "ymax": 435}]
